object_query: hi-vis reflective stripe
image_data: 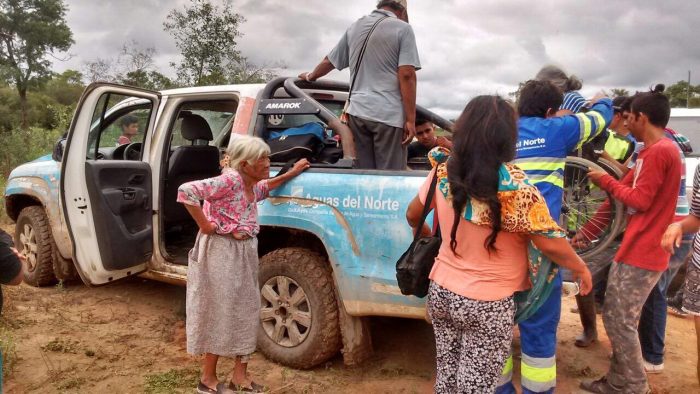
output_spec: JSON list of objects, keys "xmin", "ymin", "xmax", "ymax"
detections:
[
  {"xmin": 525, "ymin": 172, "xmax": 564, "ymax": 188},
  {"xmin": 498, "ymin": 355, "xmax": 514, "ymax": 386},
  {"xmin": 521, "ymin": 354, "xmax": 556, "ymax": 392},
  {"xmin": 575, "ymin": 110, "xmax": 607, "ymax": 149},
  {"xmin": 513, "ymin": 158, "xmax": 565, "ymax": 172},
  {"xmin": 575, "ymin": 114, "xmax": 592, "ymax": 150},
  {"xmin": 513, "ymin": 158, "xmax": 565, "ymax": 188}
]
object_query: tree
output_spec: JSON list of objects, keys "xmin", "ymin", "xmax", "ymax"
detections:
[
  {"xmin": 0, "ymin": 0, "xmax": 73, "ymax": 128},
  {"xmin": 119, "ymin": 40, "xmax": 155, "ymax": 76},
  {"xmin": 227, "ymin": 58, "xmax": 285, "ymax": 84},
  {"xmin": 610, "ymin": 88, "xmax": 629, "ymax": 98},
  {"xmin": 164, "ymin": 0, "xmax": 244, "ymax": 86},
  {"xmin": 664, "ymin": 80, "xmax": 700, "ymax": 108},
  {"xmin": 44, "ymin": 69, "xmax": 83, "ymax": 106},
  {"xmin": 121, "ymin": 70, "xmax": 177, "ymax": 91},
  {"xmin": 116, "ymin": 40, "xmax": 176, "ymax": 90},
  {"xmin": 82, "ymin": 57, "xmax": 117, "ymax": 83}
]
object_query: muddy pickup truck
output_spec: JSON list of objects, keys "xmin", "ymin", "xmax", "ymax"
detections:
[{"xmin": 4, "ymin": 77, "xmax": 452, "ymax": 369}]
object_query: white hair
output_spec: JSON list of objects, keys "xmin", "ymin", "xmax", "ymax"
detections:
[{"xmin": 225, "ymin": 135, "xmax": 271, "ymax": 170}]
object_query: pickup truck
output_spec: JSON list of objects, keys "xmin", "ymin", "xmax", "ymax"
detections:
[{"xmin": 4, "ymin": 77, "xmax": 452, "ymax": 369}]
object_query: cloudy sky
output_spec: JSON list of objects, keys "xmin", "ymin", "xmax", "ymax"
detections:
[{"xmin": 56, "ymin": 0, "xmax": 700, "ymax": 119}]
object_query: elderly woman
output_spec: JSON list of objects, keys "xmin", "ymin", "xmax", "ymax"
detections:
[
  {"xmin": 406, "ymin": 95, "xmax": 592, "ymax": 393},
  {"xmin": 535, "ymin": 64, "xmax": 586, "ymax": 115},
  {"xmin": 178, "ymin": 135, "xmax": 309, "ymax": 394}
]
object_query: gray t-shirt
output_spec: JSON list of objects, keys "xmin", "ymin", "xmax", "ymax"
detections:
[{"xmin": 327, "ymin": 9, "xmax": 421, "ymax": 128}]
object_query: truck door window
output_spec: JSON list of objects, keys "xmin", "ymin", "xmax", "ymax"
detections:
[
  {"xmin": 169, "ymin": 102, "xmax": 236, "ymax": 149},
  {"xmin": 86, "ymin": 94, "xmax": 153, "ymax": 159}
]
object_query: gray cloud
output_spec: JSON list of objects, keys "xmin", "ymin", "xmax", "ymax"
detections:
[{"xmin": 55, "ymin": 0, "xmax": 700, "ymax": 119}]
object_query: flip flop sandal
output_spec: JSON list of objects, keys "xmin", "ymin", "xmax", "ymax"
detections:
[
  {"xmin": 197, "ymin": 381, "xmax": 237, "ymax": 394},
  {"xmin": 229, "ymin": 381, "xmax": 269, "ymax": 393},
  {"xmin": 196, "ymin": 381, "xmax": 217, "ymax": 394}
]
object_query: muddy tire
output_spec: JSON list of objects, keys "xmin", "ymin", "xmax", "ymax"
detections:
[
  {"xmin": 257, "ymin": 247, "xmax": 341, "ymax": 369},
  {"xmin": 14, "ymin": 206, "xmax": 57, "ymax": 287},
  {"xmin": 52, "ymin": 244, "xmax": 79, "ymax": 283}
]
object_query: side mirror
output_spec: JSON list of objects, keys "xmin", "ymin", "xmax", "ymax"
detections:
[{"xmin": 52, "ymin": 136, "xmax": 67, "ymax": 162}]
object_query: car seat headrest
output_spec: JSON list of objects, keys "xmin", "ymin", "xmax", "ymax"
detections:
[{"xmin": 180, "ymin": 114, "xmax": 213, "ymax": 141}]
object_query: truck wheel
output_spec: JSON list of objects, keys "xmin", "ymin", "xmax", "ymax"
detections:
[
  {"xmin": 258, "ymin": 247, "xmax": 341, "ymax": 369},
  {"xmin": 15, "ymin": 206, "xmax": 57, "ymax": 287}
]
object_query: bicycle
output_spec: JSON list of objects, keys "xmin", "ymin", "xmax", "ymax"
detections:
[{"xmin": 562, "ymin": 155, "xmax": 625, "ymax": 260}]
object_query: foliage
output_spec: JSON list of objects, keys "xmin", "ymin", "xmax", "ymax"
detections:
[
  {"xmin": 116, "ymin": 40, "xmax": 177, "ymax": 89},
  {"xmin": 121, "ymin": 69, "xmax": 177, "ymax": 90},
  {"xmin": 44, "ymin": 69, "xmax": 83, "ymax": 105},
  {"xmin": 664, "ymin": 80, "xmax": 700, "ymax": 108},
  {"xmin": 82, "ymin": 57, "xmax": 115, "ymax": 84},
  {"xmin": 228, "ymin": 57, "xmax": 286, "ymax": 84},
  {"xmin": 0, "ymin": 325, "xmax": 17, "ymax": 378},
  {"xmin": 164, "ymin": 0, "xmax": 244, "ymax": 86},
  {"xmin": 609, "ymin": 88, "xmax": 629, "ymax": 98},
  {"xmin": 82, "ymin": 40, "xmax": 178, "ymax": 90},
  {"xmin": 0, "ymin": 0, "xmax": 73, "ymax": 128}
]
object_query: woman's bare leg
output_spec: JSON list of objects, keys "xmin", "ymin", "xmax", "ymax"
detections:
[
  {"xmin": 201, "ymin": 353, "xmax": 219, "ymax": 388},
  {"xmin": 229, "ymin": 355, "xmax": 251, "ymax": 387}
]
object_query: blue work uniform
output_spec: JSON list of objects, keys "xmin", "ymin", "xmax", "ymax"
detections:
[{"xmin": 497, "ymin": 98, "xmax": 613, "ymax": 394}]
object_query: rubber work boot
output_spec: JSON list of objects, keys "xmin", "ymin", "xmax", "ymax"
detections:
[{"xmin": 575, "ymin": 292, "xmax": 598, "ymax": 347}]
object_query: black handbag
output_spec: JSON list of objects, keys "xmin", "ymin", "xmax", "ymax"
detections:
[
  {"xmin": 268, "ymin": 133, "xmax": 322, "ymax": 163},
  {"xmin": 396, "ymin": 171, "xmax": 442, "ymax": 298}
]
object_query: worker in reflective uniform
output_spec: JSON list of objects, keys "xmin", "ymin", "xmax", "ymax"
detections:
[{"xmin": 496, "ymin": 79, "xmax": 612, "ymax": 394}]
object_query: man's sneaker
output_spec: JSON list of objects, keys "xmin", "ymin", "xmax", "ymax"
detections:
[{"xmin": 643, "ymin": 360, "xmax": 664, "ymax": 374}]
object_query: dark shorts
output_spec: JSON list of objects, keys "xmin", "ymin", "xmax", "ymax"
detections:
[{"xmin": 683, "ymin": 263, "xmax": 700, "ymax": 316}]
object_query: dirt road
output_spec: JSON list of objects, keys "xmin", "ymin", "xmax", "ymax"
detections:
[{"xmin": 1, "ymin": 275, "xmax": 697, "ymax": 393}]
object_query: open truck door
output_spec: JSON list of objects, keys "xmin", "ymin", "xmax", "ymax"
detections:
[{"xmin": 60, "ymin": 83, "xmax": 161, "ymax": 285}]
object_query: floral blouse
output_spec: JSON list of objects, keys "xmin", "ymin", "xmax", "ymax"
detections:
[{"xmin": 176, "ymin": 168, "xmax": 270, "ymax": 236}]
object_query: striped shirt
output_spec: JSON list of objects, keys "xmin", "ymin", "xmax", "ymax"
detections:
[
  {"xmin": 560, "ymin": 91, "xmax": 587, "ymax": 114},
  {"xmin": 690, "ymin": 166, "xmax": 700, "ymax": 269}
]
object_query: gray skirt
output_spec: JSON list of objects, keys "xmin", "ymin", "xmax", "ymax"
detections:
[{"xmin": 186, "ymin": 233, "xmax": 260, "ymax": 357}]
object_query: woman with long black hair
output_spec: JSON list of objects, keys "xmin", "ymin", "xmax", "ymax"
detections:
[{"xmin": 406, "ymin": 95, "xmax": 592, "ymax": 393}]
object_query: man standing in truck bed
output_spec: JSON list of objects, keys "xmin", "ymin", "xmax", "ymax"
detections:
[{"xmin": 300, "ymin": 0, "xmax": 421, "ymax": 170}]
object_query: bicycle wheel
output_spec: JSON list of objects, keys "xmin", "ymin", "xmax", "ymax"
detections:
[{"xmin": 562, "ymin": 156, "xmax": 625, "ymax": 260}]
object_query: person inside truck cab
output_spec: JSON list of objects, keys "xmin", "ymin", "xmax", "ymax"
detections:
[
  {"xmin": 299, "ymin": 0, "xmax": 421, "ymax": 170},
  {"xmin": 116, "ymin": 115, "xmax": 139, "ymax": 146},
  {"xmin": 407, "ymin": 118, "xmax": 452, "ymax": 159}
]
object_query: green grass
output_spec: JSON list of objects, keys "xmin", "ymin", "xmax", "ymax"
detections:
[
  {"xmin": 143, "ymin": 367, "xmax": 200, "ymax": 394},
  {"xmin": 0, "ymin": 325, "xmax": 18, "ymax": 379}
]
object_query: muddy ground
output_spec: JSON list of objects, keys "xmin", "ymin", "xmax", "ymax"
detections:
[
  {"xmin": 1, "ymin": 275, "xmax": 697, "ymax": 393},
  {"xmin": 0, "ymin": 225, "xmax": 698, "ymax": 394}
]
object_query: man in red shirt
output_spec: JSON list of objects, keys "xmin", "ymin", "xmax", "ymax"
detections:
[{"xmin": 581, "ymin": 85, "xmax": 681, "ymax": 394}]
